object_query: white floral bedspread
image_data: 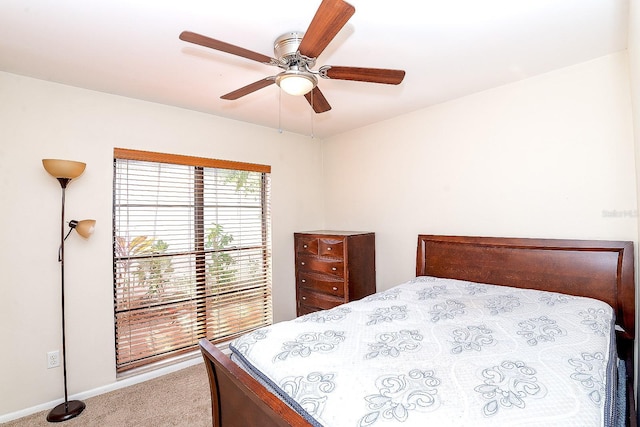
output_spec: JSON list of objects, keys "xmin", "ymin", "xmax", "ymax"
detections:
[{"xmin": 229, "ymin": 276, "xmax": 617, "ymax": 427}]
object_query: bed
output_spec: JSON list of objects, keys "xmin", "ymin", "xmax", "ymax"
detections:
[{"xmin": 199, "ymin": 235, "xmax": 637, "ymax": 426}]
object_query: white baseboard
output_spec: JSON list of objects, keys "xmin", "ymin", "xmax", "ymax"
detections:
[{"xmin": 0, "ymin": 355, "xmax": 203, "ymax": 423}]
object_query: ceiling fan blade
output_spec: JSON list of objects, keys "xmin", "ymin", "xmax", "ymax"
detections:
[
  {"xmin": 221, "ymin": 78, "xmax": 275, "ymax": 100},
  {"xmin": 322, "ymin": 66, "xmax": 406, "ymax": 84},
  {"xmin": 180, "ymin": 31, "xmax": 275, "ymax": 64},
  {"xmin": 304, "ymin": 87, "xmax": 332, "ymax": 113},
  {"xmin": 298, "ymin": 0, "xmax": 355, "ymax": 59}
]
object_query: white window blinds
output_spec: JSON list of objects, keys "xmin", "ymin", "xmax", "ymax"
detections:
[{"xmin": 113, "ymin": 148, "xmax": 272, "ymax": 372}]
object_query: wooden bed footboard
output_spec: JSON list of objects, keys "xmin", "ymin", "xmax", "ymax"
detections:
[{"xmin": 199, "ymin": 338, "xmax": 313, "ymax": 427}]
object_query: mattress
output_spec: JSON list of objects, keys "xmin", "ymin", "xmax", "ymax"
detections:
[{"xmin": 229, "ymin": 276, "xmax": 620, "ymax": 426}]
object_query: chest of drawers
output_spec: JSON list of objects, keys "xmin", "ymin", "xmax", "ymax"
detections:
[{"xmin": 294, "ymin": 231, "xmax": 376, "ymax": 316}]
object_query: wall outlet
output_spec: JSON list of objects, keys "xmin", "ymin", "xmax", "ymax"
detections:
[{"xmin": 47, "ymin": 350, "xmax": 60, "ymax": 369}]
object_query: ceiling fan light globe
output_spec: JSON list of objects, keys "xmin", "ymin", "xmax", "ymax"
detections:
[
  {"xmin": 280, "ymin": 76, "xmax": 314, "ymax": 96},
  {"xmin": 276, "ymin": 71, "xmax": 317, "ymax": 96}
]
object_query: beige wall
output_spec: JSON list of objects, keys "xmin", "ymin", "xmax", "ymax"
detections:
[
  {"xmin": 631, "ymin": 0, "xmax": 640, "ymax": 205},
  {"xmin": 0, "ymin": 71, "xmax": 324, "ymax": 417},
  {"xmin": 322, "ymin": 52, "xmax": 637, "ymax": 290}
]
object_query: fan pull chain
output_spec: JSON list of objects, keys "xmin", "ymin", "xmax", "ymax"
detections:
[
  {"xmin": 278, "ymin": 89, "xmax": 283, "ymax": 134},
  {"xmin": 310, "ymin": 90, "xmax": 314, "ymax": 139}
]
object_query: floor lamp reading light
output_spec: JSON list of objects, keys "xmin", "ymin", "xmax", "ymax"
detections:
[{"xmin": 42, "ymin": 159, "xmax": 96, "ymax": 423}]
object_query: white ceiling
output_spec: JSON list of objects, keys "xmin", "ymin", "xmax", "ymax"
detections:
[{"xmin": 0, "ymin": 0, "xmax": 629, "ymax": 139}]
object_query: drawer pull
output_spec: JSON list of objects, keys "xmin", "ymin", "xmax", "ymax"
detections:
[
  {"xmin": 327, "ymin": 247, "xmax": 332, "ymax": 251},
  {"xmin": 332, "ymin": 287, "xmax": 338, "ymax": 291},
  {"xmin": 301, "ymin": 262, "xmax": 305, "ymax": 266},
  {"xmin": 302, "ymin": 296, "xmax": 307, "ymax": 300},
  {"xmin": 331, "ymin": 267, "xmax": 337, "ymax": 271},
  {"xmin": 301, "ymin": 279, "xmax": 306, "ymax": 283},
  {"xmin": 303, "ymin": 244, "xmax": 308, "ymax": 248}
]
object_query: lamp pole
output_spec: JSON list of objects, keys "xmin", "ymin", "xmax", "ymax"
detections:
[{"xmin": 47, "ymin": 177, "xmax": 86, "ymax": 423}]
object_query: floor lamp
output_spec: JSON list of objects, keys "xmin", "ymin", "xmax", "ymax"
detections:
[{"xmin": 42, "ymin": 159, "xmax": 96, "ymax": 423}]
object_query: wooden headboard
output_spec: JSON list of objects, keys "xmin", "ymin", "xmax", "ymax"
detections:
[{"xmin": 416, "ymin": 235, "xmax": 635, "ymax": 341}]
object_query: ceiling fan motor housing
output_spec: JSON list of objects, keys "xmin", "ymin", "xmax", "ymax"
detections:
[{"xmin": 274, "ymin": 32, "xmax": 314, "ymax": 67}]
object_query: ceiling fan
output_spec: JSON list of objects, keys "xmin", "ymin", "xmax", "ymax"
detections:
[{"xmin": 179, "ymin": 0, "xmax": 405, "ymax": 113}]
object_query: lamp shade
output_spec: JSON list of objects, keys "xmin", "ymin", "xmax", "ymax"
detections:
[
  {"xmin": 42, "ymin": 159, "xmax": 86, "ymax": 179},
  {"xmin": 73, "ymin": 219, "xmax": 96, "ymax": 239}
]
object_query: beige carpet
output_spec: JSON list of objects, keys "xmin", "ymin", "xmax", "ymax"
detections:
[{"xmin": 3, "ymin": 364, "xmax": 212, "ymax": 427}]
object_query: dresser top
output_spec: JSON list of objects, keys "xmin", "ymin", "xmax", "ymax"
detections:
[{"xmin": 295, "ymin": 230, "xmax": 373, "ymax": 236}]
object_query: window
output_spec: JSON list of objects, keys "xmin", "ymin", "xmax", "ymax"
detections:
[{"xmin": 113, "ymin": 148, "xmax": 272, "ymax": 373}]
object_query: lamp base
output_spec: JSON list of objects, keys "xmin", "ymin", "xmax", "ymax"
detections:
[{"xmin": 46, "ymin": 400, "xmax": 85, "ymax": 423}]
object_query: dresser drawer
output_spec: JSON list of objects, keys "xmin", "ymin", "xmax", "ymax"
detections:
[
  {"xmin": 296, "ymin": 237, "xmax": 318, "ymax": 255},
  {"xmin": 297, "ymin": 256, "xmax": 344, "ymax": 278},
  {"xmin": 298, "ymin": 289, "xmax": 343, "ymax": 311},
  {"xmin": 318, "ymin": 238, "xmax": 344, "ymax": 258},
  {"xmin": 298, "ymin": 272, "xmax": 345, "ymax": 298},
  {"xmin": 297, "ymin": 304, "xmax": 319, "ymax": 316}
]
